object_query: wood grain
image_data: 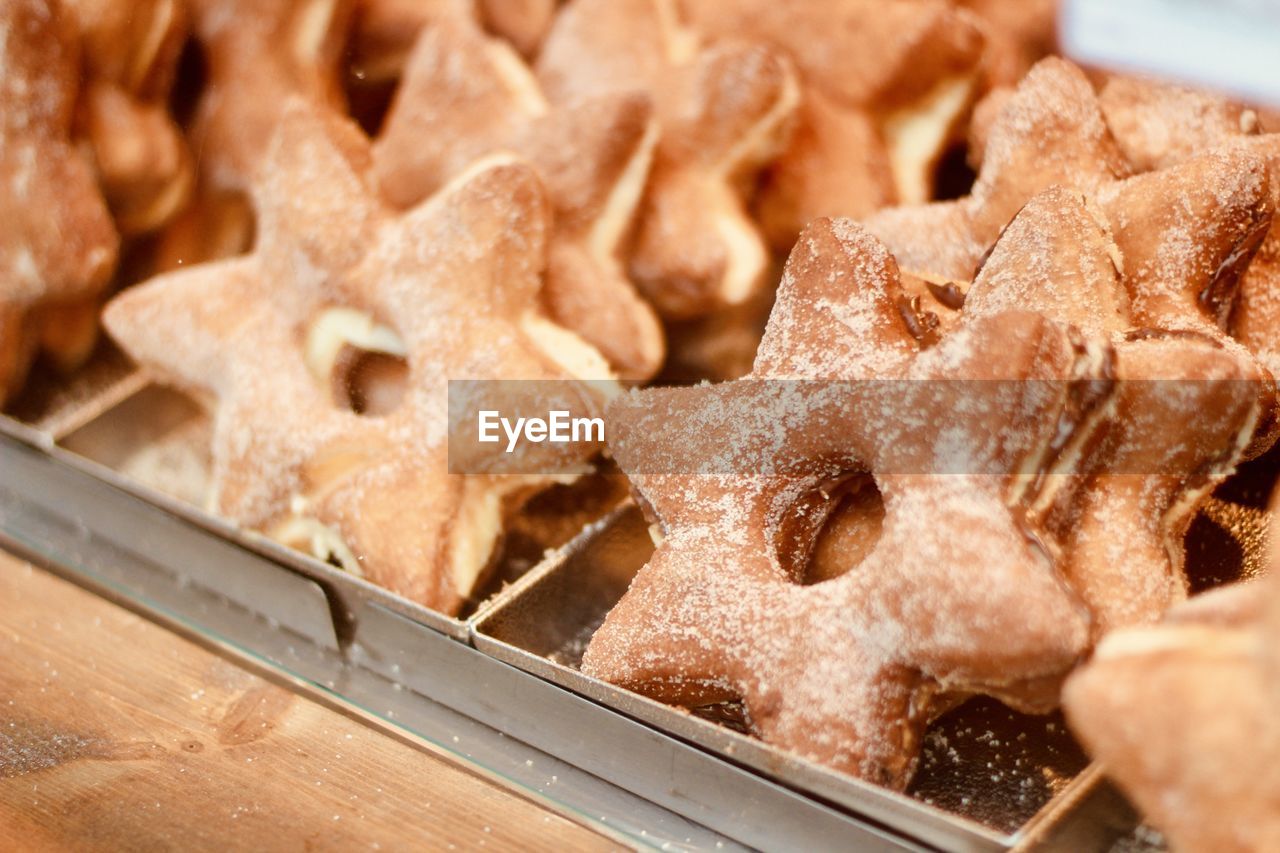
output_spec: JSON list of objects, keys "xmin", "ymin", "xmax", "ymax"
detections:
[{"xmin": 0, "ymin": 554, "xmax": 621, "ymax": 852}]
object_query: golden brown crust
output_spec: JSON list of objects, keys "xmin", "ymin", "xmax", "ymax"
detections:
[
  {"xmin": 585, "ymin": 219, "xmax": 1106, "ymax": 784},
  {"xmin": 1064, "ymin": 575, "xmax": 1280, "ymax": 852},
  {"xmin": 0, "ymin": 0, "xmax": 118, "ymax": 407},
  {"xmin": 372, "ymin": 19, "xmax": 664, "ymax": 379},
  {"xmin": 538, "ymin": 0, "xmax": 799, "ymax": 318}
]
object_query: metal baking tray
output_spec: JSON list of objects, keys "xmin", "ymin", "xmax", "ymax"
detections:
[
  {"xmin": 0, "ymin": 363, "xmax": 915, "ymax": 849},
  {"xmin": 5, "ymin": 348, "xmax": 1267, "ymax": 851},
  {"xmin": 472, "ymin": 503, "xmax": 1115, "ymax": 852}
]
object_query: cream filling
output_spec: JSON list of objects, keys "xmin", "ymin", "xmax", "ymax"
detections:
[
  {"xmin": 449, "ymin": 477, "xmax": 523, "ymax": 596},
  {"xmin": 587, "ymin": 118, "xmax": 660, "ymax": 268},
  {"xmin": 1011, "ymin": 337, "xmax": 1117, "ymax": 516},
  {"xmin": 304, "ymin": 307, "xmax": 407, "ymax": 386},
  {"xmin": 274, "ymin": 495, "xmax": 365, "ymax": 578},
  {"xmin": 520, "ymin": 313, "xmax": 618, "ymax": 386},
  {"xmin": 130, "ymin": 0, "xmax": 178, "ymax": 91},
  {"xmin": 1241, "ymin": 109, "xmax": 1260, "ymax": 135},
  {"xmin": 293, "ymin": 0, "xmax": 338, "ymax": 65},
  {"xmin": 656, "ymin": 0, "xmax": 698, "ymax": 65},
  {"xmin": 486, "ymin": 36, "xmax": 549, "ymax": 116},
  {"xmin": 712, "ymin": 69, "xmax": 802, "ymax": 305},
  {"xmin": 883, "ymin": 74, "xmax": 976, "ymax": 206},
  {"xmin": 128, "ymin": 154, "xmax": 194, "ymax": 233},
  {"xmin": 648, "ymin": 522, "xmax": 666, "ymax": 547}
]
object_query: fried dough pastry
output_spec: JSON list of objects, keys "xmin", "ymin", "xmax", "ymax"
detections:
[
  {"xmin": 583, "ymin": 220, "xmax": 1110, "ymax": 784},
  {"xmin": 1094, "ymin": 76, "xmax": 1280, "ymax": 381},
  {"xmin": 537, "ymin": 0, "xmax": 800, "ymax": 319},
  {"xmin": 1065, "ymin": 573, "xmax": 1280, "ymax": 852},
  {"xmin": 0, "ymin": 0, "xmax": 118, "ymax": 407},
  {"xmin": 965, "ymin": 187, "xmax": 1268, "ymax": 636},
  {"xmin": 675, "ymin": 0, "xmax": 986, "ymax": 247},
  {"xmin": 372, "ymin": 19, "xmax": 663, "ymax": 379},
  {"xmin": 866, "ymin": 60, "xmax": 1277, "ymax": 376},
  {"xmin": 65, "ymin": 0, "xmax": 193, "ymax": 235},
  {"xmin": 105, "ymin": 104, "xmax": 614, "ymax": 614},
  {"xmin": 156, "ymin": 0, "xmax": 356, "ymax": 268}
]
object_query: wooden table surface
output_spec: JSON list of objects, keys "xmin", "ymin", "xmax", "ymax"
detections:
[{"xmin": 0, "ymin": 553, "xmax": 622, "ymax": 852}]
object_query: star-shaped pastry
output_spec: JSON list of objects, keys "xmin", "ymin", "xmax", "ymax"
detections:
[
  {"xmin": 156, "ymin": 0, "xmax": 356, "ymax": 268},
  {"xmin": 537, "ymin": 0, "xmax": 800, "ymax": 319},
  {"xmin": 865, "ymin": 58, "xmax": 1131, "ymax": 283},
  {"xmin": 867, "ymin": 58, "xmax": 1278, "ymax": 375},
  {"xmin": 963, "ymin": 187, "xmax": 1268, "ymax": 636},
  {"xmin": 1, "ymin": 0, "xmax": 118, "ymax": 407},
  {"xmin": 1064, "ymin": 572, "xmax": 1280, "ymax": 852},
  {"xmin": 676, "ymin": 0, "xmax": 987, "ymax": 247},
  {"xmin": 584, "ymin": 218, "xmax": 1108, "ymax": 784},
  {"xmin": 372, "ymin": 18, "xmax": 663, "ymax": 380},
  {"xmin": 66, "ymin": 0, "xmax": 193, "ymax": 235},
  {"xmin": 105, "ymin": 103, "xmax": 614, "ymax": 614},
  {"xmin": 1092, "ymin": 75, "xmax": 1280, "ymax": 382}
]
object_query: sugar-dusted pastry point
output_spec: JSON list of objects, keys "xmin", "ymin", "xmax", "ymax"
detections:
[
  {"xmin": 538, "ymin": 0, "xmax": 800, "ymax": 318},
  {"xmin": 1065, "ymin": 569, "xmax": 1280, "ymax": 852},
  {"xmin": 373, "ymin": 19, "xmax": 663, "ymax": 379}
]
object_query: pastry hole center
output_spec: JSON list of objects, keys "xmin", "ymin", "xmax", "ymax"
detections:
[
  {"xmin": 305, "ymin": 307, "xmax": 409, "ymax": 416},
  {"xmin": 803, "ymin": 477, "xmax": 885, "ymax": 585}
]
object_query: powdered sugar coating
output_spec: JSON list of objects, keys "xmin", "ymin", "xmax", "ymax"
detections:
[
  {"xmin": 372, "ymin": 17, "xmax": 663, "ymax": 379},
  {"xmin": 1064, "ymin": 573, "xmax": 1280, "ymax": 852},
  {"xmin": 537, "ymin": 0, "xmax": 800, "ymax": 318},
  {"xmin": 586, "ymin": 219, "xmax": 1105, "ymax": 785}
]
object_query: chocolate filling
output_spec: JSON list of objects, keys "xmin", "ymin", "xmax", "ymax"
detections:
[
  {"xmin": 1015, "ymin": 331, "xmax": 1118, "ymax": 552},
  {"xmin": 1205, "ymin": 210, "xmax": 1272, "ymax": 328},
  {"xmin": 925, "ymin": 280, "xmax": 966, "ymax": 311},
  {"xmin": 896, "ymin": 294, "xmax": 941, "ymax": 346}
]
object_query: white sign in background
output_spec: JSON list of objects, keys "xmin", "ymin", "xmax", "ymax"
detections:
[{"xmin": 1061, "ymin": 0, "xmax": 1280, "ymax": 107}]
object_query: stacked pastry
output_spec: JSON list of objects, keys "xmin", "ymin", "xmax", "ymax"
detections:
[{"xmin": 3, "ymin": 2, "xmax": 1280, "ymax": 840}]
